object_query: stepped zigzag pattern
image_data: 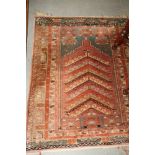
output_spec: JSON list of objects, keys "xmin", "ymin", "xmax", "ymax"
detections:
[{"xmin": 63, "ymin": 39, "xmax": 115, "ymax": 115}]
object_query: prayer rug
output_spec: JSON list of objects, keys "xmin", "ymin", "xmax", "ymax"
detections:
[{"xmin": 27, "ymin": 17, "xmax": 129, "ymax": 151}]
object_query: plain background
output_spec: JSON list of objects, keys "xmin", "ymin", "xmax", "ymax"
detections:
[{"xmin": 0, "ymin": 0, "xmax": 155, "ymax": 155}]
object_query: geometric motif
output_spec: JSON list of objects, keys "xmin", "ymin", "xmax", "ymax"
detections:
[{"xmin": 27, "ymin": 17, "xmax": 129, "ymax": 151}]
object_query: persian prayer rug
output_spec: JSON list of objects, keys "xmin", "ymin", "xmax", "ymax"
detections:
[{"xmin": 27, "ymin": 17, "xmax": 129, "ymax": 152}]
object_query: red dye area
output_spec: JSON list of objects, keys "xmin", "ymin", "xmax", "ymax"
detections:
[{"xmin": 27, "ymin": 17, "xmax": 129, "ymax": 151}]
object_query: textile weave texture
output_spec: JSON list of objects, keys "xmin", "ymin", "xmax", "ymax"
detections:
[{"xmin": 27, "ymin": 17, "xmax": 129, "ymax": 151}]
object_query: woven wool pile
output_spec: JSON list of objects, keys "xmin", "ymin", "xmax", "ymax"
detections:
[{"xmin": 27, "ymin": 17, "xmax": 129, "ymax": 151}]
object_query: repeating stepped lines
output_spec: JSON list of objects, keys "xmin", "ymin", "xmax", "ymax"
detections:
[
  {"xmin": 65, "ymin": 82, "xmax": 114, "ymax": 101},
  {"xmin": 67, "ymin": 100, "xmax": 114, "ymax": 116},
  {"xmin": 64, "ymin": 57, "xmax": 112, "ymax": 74},
  {"xmin": 64, "ymin": 64, "xmax": 112, "ymax": 84},
  {"xmin": 62, "ymin": 39, "xmax": 115, "ymax": 114}
]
